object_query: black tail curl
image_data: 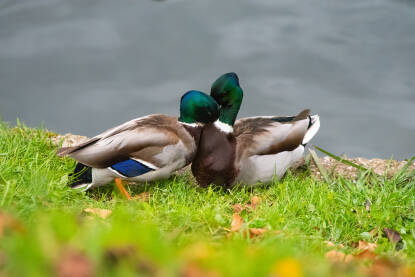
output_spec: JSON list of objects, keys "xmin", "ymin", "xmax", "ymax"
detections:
[{"xmin": 68, "ymin": 162, "xmax": 92, "ymax": 188}]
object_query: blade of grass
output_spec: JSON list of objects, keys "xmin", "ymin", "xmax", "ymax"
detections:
[
  {"xmin": 399, "ymin": 156, "xmax": 415, "ymax": 174},
  {"xmin": 314, "ymin": 146, "xmax": 367, "ymax": 171},
  {"xmin": 309, "ymin": 149, "xmax": 330, "ymax": 183}
]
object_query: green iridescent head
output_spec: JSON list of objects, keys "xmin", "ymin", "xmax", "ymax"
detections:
[
  {"xmin": 210, "ymin": 72, "xmax": 243, "ymax": 126},
  {"xmin": 179, "ymin": 90, "xmax": 220, "ymax": 124}
]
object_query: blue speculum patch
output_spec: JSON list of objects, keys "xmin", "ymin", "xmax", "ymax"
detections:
[{"xmin": 111, "ymin": 159, "xmax": 154, "ymax": 177}]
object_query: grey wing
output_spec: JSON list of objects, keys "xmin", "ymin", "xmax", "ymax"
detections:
[
  {"xmin": 234, "ymin": 109, "xmax": 312, "ymax": 159},
  {"xmin": 57, "ymin": 115, "xmax": 179, "ymax": 168}
]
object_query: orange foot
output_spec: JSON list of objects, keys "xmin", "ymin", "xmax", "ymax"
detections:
[{"xmin": 115, "ymin": 178, "xmax": 131, "ymax": 200}]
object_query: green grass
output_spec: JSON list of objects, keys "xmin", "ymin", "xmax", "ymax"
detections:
[{"xmin": 0, "ymin": 120, "xmax": 414, "ymax": 276}]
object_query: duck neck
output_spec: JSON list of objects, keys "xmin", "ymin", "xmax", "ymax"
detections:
[
  {"xmin": 181, "ymin": 122, "xmax": 202, "ymax": 142},
  {"xmin": 216, "ymin": 98, "xmax": 241, "ymax": 132}
]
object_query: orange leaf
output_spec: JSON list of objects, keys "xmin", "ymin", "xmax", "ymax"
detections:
[
  {"xmin": 182, "ymin": 263, "xmax": 219, "ymax": 277},
  {"xmin": 250, "ymin": 196, "xmax": 261, "ymax": 207},
  {"xmin": 326, "ymin": 241, "xmax": 336, "ymax": 247},
  {"xmin": 233, "ymin": 204, "xmax": 245, "ymax": 213},
  {"xmin": 231, "ymin": 214, "xmax": 243, "ymax": 232},
  {"xmin": 358, "ymin": 241, "xmax": 377, "ymax": 251},
  {"xmin": 83, "ymin": 208, "xmax": 112, "ymax": 219},
  {"xmin": 0, "ymin": 212, "xmax": 24, "ymax": 237},
  {"xmin": 325, "ymin": 250, "xmax": 353, "ymax": 263},
  {"xmin": 365, "ymin": 258, "xmax": 405, "ymax": 277},
  {"xmin": 56, "ymin": 250, "xmax": 94, "ymax": 277},
  {"xmin": 354, "ymin": 249, "xmax": 377, "ymax": 261},
  {"xmin": 325, "ymin": 241, "xmax": 344, "ymax": 248},
  {"xmin": 249, "ymin": 228, "xmax": 267, "ymax": 238}
]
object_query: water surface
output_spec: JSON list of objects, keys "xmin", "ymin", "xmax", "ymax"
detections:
[{"xmin": 1, "ymin": 0, "xmax": 414, "ymax": 158}]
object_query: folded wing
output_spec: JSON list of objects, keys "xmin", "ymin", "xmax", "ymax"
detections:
[
  {"xmin": 57, "ymin": 115, "xmax": 180, "ymax": 168},
  {"xmin": 234, "ymin": 109, "xmax": 315, "ymax": 159}
]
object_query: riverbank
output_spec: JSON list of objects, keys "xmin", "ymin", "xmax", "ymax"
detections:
[{"xmin": 1, "ymin": 123, "xmax": 414, "ymax": 276}]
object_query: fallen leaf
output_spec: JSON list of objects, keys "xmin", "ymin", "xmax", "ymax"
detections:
[
  {"xmin": 182, "ymin": 263, "xmax": 218, "ymax": 277},
  {"xmin": 56, "ymin": 250, "xmax": 94, "ymax": 277},
  {"xmin": 354, "ymin": 249, "xmax": 377, "ymax": 261},
  {"xmin": 365, "ymin": 258, "xmax": 403, "ymax": 277},
  {"xmin": 231, "ymin": 213, "xmax": 243, "ymax": 232},
  {"xmin": 325, "ymin": 250, "xmax": 353, "ymax": 263},
  {"xmin": 249, "ymin": 196, "xmax": 262, "ymax": 208},
  {"xmin": 132, "ymin": 192, "xmax": 150, "ymax": 201},
  {"xmin": 365, "ymin": 200, "xmax": 371, "ymax": 212},
  {"xmin": 232, "ymin": 196, "xmax": 262, "ymax": 214},
  {"xmin": 325, "ymin": 241, "xmax": 344, "ymax": 248},
  {"xmin": 384, "ymin": 228, "xmax": 401, "ymax": 243},
  {"xmin": 326, "ymin": 241, "xmax": 336, "ymax": 248},
  {"xmin": 271, "ymin": 258, "xmax": 303, "ymax": 277},
  {"xmin": 249, "ymin": 228, "xmax": 267, "ymax": 238},
  {"xmin": 358, "ymin": 241, "xmax": 377, "ymax": 251},
  {"xmin": 0, "ymin": 212, "xmax": 24, "ymax": 237},
  {"xmin": 83, "ymin": 208, "xmax": 112, "ymax": 219},
  {"xmin": 233, "ymin": 204, "xmax": 244, "ymax": 213}
]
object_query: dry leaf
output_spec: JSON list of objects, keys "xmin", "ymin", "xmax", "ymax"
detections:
[
  {"xmin": 56, "ymin": 250, "xmax": 94, "ymax": 277},
  {"xmin": 384, "ymin": 228, "xmax": 401, "ymax": 243},
  {"xmin": 365, "ymin": 200, "xmax": 371, "ymax": 212},
  {"xmin": 132, "ymin": 192, "xmax": 150, "ymax": 201},
  {"xmin": 325, "ymin": 241, "xmax": 344, "ymax": 248},
  {"xmin": 233, "ymin": 204, "xmax": 244, "ymax": 213},
  {"xmin": 325, "ymin": 250, "xmax": 353, "ymax": 263},
  {"xmin": 249, "ymin": 228, "xmax": 267, "ymax": 238},
  {"xmin": 326, "ymin": 241, "xmax": 336, "ymax": 247},
  {"xmin": 0, "ymin": 212, "xmax": 24, "ymax": 237},
  {"xmin": 182, "ymin": 263, "xmax": 219, "ymax": 277},
  {"xmin": 358, "ymin": 241, "xmax": 377, "ymax": 251},
  {"xmin": 249, "ymin": 196, "xmax": 262, "ymax": 208},
  {"xmin": 232, "ymin": 196, "xmax": 262, "ymax": 214},
  {"xmin": 231, "ymin": 213, "xmax": 243, "ymax": 232},
  {"xmin": 364, "ymin": 258, "xmax": 409, "ymax": 277},
  {"xmin": 369, "ymin": 229, "xmax": 377, "ymax": 237},
  {"xmin": 354, "ymin": 249, "xmax": 377, "ymax": 261},
  {"xmin": 83, "ymin": 208, "xmax": 112, "ymax": 219}
]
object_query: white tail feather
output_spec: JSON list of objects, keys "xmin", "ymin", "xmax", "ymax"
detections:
[
  {"xmin": 71, "ymin": 183, "xmax": 93, "ymax": 191},
  {"xmin": 302, "ymin": 115, "xmax": 320, "ymax": 144}
]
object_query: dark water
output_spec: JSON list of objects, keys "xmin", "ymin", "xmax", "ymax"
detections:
[{"xmin": 0, "ymin": 0, "xmax": 414, "ymax": 159}]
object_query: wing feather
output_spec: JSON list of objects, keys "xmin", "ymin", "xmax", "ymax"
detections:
[
  {"xmin": 57, "ymin": 115, "xmax": 181, "ymax": 168},
  {"xmin": 234, "ymin": 109, "xmax": 311, "ymax": 159}
]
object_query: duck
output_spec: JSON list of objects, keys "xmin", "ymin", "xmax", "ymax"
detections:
[
  {"xmin": 191, "ymin": 73, "xmax": 320, "ymax": 188},
  {"xmin": 58, "ymin": 90, "xmax": 219, "ymax": 198}
]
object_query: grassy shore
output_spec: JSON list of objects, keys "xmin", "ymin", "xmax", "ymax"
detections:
[{"xmin": 0, "ymin": 121, "xmax": 414, "ymax": 276}]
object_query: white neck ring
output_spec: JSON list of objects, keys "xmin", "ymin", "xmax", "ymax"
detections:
[{"xmin": 214, "ymin": 120, "xmax": 233, "ymax": 133}]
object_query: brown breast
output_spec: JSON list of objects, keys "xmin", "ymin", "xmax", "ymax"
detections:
[{"xmin": 191, "ymin": 123, "xmax": 237, "ymax": 188}]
